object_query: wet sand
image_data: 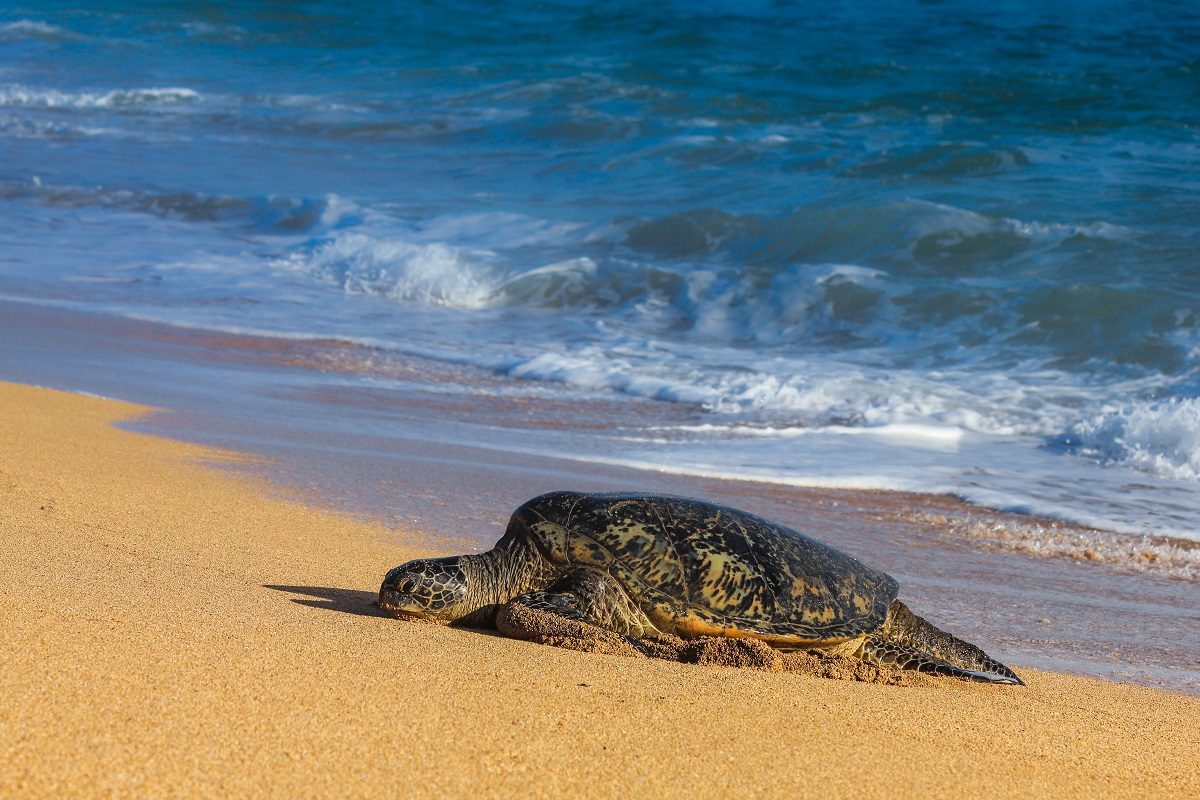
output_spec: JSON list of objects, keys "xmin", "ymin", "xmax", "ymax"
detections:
[
  {"xmin": 5, "ymin": 299, "xmax": 1196, "ymax": 694},
  {"xmin": 1, "ymin": 381, "xmax": 1197, "ymax": 798}
]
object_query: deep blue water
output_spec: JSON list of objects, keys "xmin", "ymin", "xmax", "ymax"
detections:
[{"xmin": 3, "ymin": 1, "xmax": 1200, "ymax": 545}]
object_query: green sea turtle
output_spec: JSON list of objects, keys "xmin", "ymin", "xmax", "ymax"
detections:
[{"xmin": 379, "ymin": 491, "xmax": 1023, "ymax": 684}]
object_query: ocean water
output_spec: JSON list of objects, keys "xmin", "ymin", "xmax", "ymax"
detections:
[{"xmin": 3, "ymin": 1, "xmax": 1200, "ymax": 553}]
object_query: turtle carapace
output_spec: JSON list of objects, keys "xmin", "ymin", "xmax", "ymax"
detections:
[{"xmin": 379, "ymin": 491, "xmax": 1023, "ymax": 684}]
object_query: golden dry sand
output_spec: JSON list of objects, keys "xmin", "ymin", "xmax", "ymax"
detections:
[{"xmin": 1, "ymin": 381, "xmax": 1197, "ymax": 799}]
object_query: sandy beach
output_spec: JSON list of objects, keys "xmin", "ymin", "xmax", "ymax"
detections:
[{"xmin": 1, "ymin": 381, "xmax": 1196, "ymax": 799}]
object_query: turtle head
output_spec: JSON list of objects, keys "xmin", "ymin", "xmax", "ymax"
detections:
[{"xmin": 378, "ymin": 556, "xmax": 472, "ymax": 622}]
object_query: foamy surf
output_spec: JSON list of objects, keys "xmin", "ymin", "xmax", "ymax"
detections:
[
  {"xmin": 3, "ymin": 1, "xmax": 1200, "ymax": 555},
  {"xmin": 0, "ymin": 84, "xmax": 201, "ymax": 109},
  {"xmin": 1069, "ymin": 399, "xmax": 1200, "ymax": 482},
  {"xmin": 0, "ymin": 20, "xmax": 83, "ymax": 41},
  {"xmin": 905, "ymin": 510, "xmax": 1200, "ymax": 582}
]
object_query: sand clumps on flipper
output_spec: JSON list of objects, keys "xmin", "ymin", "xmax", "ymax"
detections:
[
  {"xmin": 495, "ymin": 600, "xmax": 646, "ymax": 658},
  {"xmin": 495, "ymin": 601, "xmax": 934, "ymax": 686},
  {"xmin": 650, "ymin": 635, "xmax": 932, "ymax": 685},
  {"xmin": 636, "ymin": 635, "xmax": 782, "ymax": 670},
  {"xmin": 781, "ymin": 649, "xmax": 935, "ymax": 687}
]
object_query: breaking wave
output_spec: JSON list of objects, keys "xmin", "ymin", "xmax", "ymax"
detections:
[
  {"xmin": 4, "ymin": 0, "xmax": 1200, "ymax": 546},
  {"xmin": 0, "ymin": 84, "xmax": 201, "ymax": 109},
  {"xmin": 278, "ymin": 234, "xmax": 497, "ymax": 309},
  {"xmin": 270, "ymin": 198, "xmax": 1192, "ymax": 386},
  {"xmin": 1068, "ymin": 399, "xmax": 1200, "ymax": 481}
]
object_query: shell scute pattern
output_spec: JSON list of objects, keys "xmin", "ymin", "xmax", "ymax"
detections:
[
  {"xmin": 515, "ymin": 491, "xmax": 898, "ymax": 642},
  {"xmin": 680, "ymin": 531, "xmax": 771, "ymax": 622},
  {"xmin": 753, "ymin": 518, "xmax": 897, "ymax": 638},
  {"xmin": 569, "ymin": 494, "xmax": 694, "ymax": 622},
  {"xmin": 527, "ymin": 520, "xmax": 571, "ymax": 563},
  {"xmin": 593, "ymin": 510, "xmax": 686, "ymax": 597},
  {"xmin": 567, "ymin": 531, "xmax": 615, "ymax": 567}
]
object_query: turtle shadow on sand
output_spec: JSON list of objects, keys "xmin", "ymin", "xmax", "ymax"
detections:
[{"xmin": 264, "ymin": 585, "xmax": 392, "ymax": 618}]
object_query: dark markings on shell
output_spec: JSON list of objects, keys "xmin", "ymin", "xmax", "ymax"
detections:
[{"xmin": 512, "ymin": 491, "xmax": 899, "ymax": 642}]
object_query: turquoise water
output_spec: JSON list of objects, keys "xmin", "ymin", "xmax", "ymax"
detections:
[{"xmin": 3, "ymin": 1, "xmax": 1200, "ymax": 542}]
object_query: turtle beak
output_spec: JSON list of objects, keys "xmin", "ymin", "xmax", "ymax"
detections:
[{"xmin": 377, "ymin": 589, "xmax": 429, "ymax": 620}]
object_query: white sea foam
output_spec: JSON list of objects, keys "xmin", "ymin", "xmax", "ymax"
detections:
[
  {"xmin": 658, "ymin": 421, "xmax": 965, "ymax": 447},
  {"xmin": 0, "ymin": 81, "xmax": 392, "ymax": 120},
  {"xmin": 259, "ymin": 225, "xmax": 1131, "ymax": 441},
  {"xmin": 904, "ymin": 199, "xmax": 1134, "ymax": 243},
  {"xmin": 1070, "ymin": 399, "xmax": 1200, "ymax": 481},
  {"xmin": 495, "ymin": 339, "xmax": 1088, "ymax": 438},
  {"xmin": 4, "ymin": 0, "xmax": 1200, "ymax": 559},
  {"xmin": 0, "ymin": 84, "xmax": 201, "ymax": 109},
  {"xmin": 507, "ymin": 351, "xmax": 612, "ymax": 389},
  {"xmin": 909, "ymin": 511, "xmax": 1200, "ymax": 581},
  {"xmin": 0, "ymin": 20, "xmax": 83, "ymax": 41},
  {"xmin": 276, "ymin": 232, "xmax": 498, "ymax": 309}
]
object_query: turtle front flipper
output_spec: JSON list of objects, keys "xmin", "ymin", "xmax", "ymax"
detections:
[
  {"xmin": 495, "ymin": 568, "xmax": 655, "ymax": 656},
  {"xmin": 855, "ymin": 635, "xmax": 1021, "ymax": 684}
]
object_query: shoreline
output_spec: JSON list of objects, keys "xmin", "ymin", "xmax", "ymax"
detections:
[
  {"xmin": 1, "ymin": 299, "xmax": 1197, "ymax": 694},
  {"xmin": 5, "ymin": 295, "xmax": 1200, "ymax": 551},
  {"xmin": 1, "ymin": 380, "xmax": 1198, "ymax": 797}
]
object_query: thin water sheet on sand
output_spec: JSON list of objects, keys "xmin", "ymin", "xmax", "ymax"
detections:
[
  {"xmin": 1, "ymin": 381, "xmax": 1197, "ymax": 799},
  {"xmin": 2, "ymin": 301, "xmax": 1197, "ymax": 693}
]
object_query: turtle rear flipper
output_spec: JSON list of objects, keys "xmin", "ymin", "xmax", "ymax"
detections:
[
  {"xmin": 878, "ymin": 600, "xmax": 1024, "ymax": 684},
  {"xmin": 856, "ymin": 635, "xmax": 1022, "ymax": 684}
]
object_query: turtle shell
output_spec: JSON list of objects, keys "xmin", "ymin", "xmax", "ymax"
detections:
[{"xmin": 508, "ymin": 491, "xmax": 899, "ymax": 645}]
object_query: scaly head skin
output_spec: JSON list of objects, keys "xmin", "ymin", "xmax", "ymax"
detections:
[
  {"xmin": 379, "ymin": 556, "xmax": 472, "ymax": 623},
  {"xmin": 379, "ymin": 540, "xmax": 559, "ymax": 626}
]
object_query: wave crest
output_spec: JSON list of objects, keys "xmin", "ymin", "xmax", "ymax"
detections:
[
  {"xmin": 1068, "ymin": 399, "xmax": 1200, "ymax": 481},
  {"xmin": 0, "ymin": 84, "xmax": 200, "ymax": 109},
  {"xmin": 3, "ymin": 179, "xmax": 363, "ymax": 232},
  {"xmin": 278, "ymin": 234, "xmax": 497, "ymax": 309},
  {"xmin": 0, "ymin": 20, "xmax": 83, "ymax": 42}
]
